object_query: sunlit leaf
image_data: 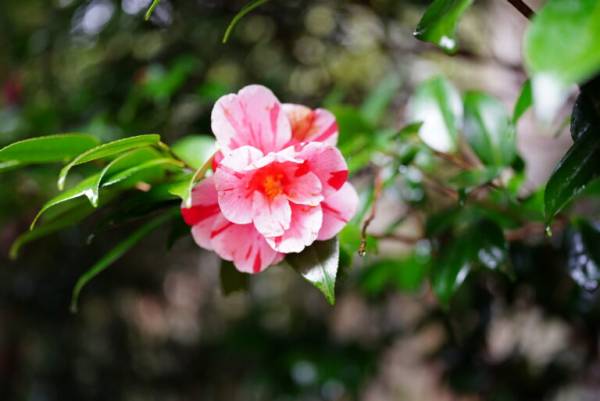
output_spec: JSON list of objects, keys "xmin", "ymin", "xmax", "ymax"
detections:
[
  {"xmin": 407, "ymin": 76, "xmax": 462, "ymax": 153},
  {"xmin": 70, "ymin": 208, "xmax": 178, "ymax": 313},
  {"xmin": 463, "ymin": 91, "xmax": 516, "ymax": 167},
  {"xmin": 58, "ymin": 134, "xmax": 161, "ymax": 190},
  {"xmin": 525, "ymin": 0, "xmax": 600, "ymax": 86},
  {"xmin": 171, "ymin": 136, "xmax": 216, "ymax": 170},
  {"xmin": 286, "ymin": 238, "xmax": 339, "ymax": 305},
  {"xmin": 414, "ymin": 0, "xmax": 474, "ymax": 54},
  {"xmin": 0, "ymin": 134, "xmax": 99, "ymax": 164}
]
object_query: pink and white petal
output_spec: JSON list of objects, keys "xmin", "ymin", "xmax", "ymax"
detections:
[
  {"xmin": 249, "ymin": 146, "xmax": 303, "ymax": 170},
  {"xmin": 318, "ymin": 182, "xmax": 359, "ymax": 240},
  {"xmin": 181, "ymin": 177, "xmax": 222, "ymax": 250},
  {"xmin": 211, "ymin": 85, "xmax": 291, "ymax": 154},
  {"xmin": 214, "ymin": 166, "xmax": 253, "ymax": 224},
  {"xmin": 219, "ymin": 145, "xmax": 264, "ymax": 171},
  {"xmin": 209, "ymin": 216, "xmax": 281, "ymax": 273},
  {"xmin": 308, "ymin": 108, "xmax": 338, "ymax": 146},
  {"xmin": 285, "ymin": 171, "xmax": 323, "ymax": 206},
  {"xmin": 297, "ymin": 142, "xmax": 348, "ymax": 196},
  {"xmin": 252, "ymin": 193, "xmax": 291, "ymax": 237},
  {"xmin": 266, "ymin": 204, "xmax": 323, "ymax": 254}
]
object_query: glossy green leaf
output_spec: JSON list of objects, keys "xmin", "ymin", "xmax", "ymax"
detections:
[
  {"xmin": 0, "ymin": 134, "xmax": 99, "ymax": 163},
  {"xmin": 463, "ymin": 91, "xmax": 516, "ymax": 166},
  {"xmin": 171, "ymin": 136, "xmax": 216, "ymax": 170},
  {"xmin": 0, "ymin": 160, "xmax": 22, "ymax": 172},
  {"xmin": 33, "ymin": 155, "xmax": 176, "ymax": 227},
  {"xmin": 10, "ymin": 202, "xmax": 95, "ymax": 259},
  {"xmin": 513, "ymin": 79, "xmax": 532, "ymax": 123},
  {"xmin": 431, "ymin": 219, "xmax": 507, "ymax": 305},
  {"xmin": 222, "ymin": 0, "xmax": 270, "ymax": 43},
  {"xmin": 286, "ymin": 238, "xmax": 339, "ymax": 305},
  {"xmin": 220, "ymin": 261, "xmax": 249, "ymax": 295},
  {"xmin": 58, "ymin": 134, "xmax": 161, "ymax": 190},
  {"xmin": 545, "ymin": 83, "xmax": 600, "ymax": 222},
  {"xmin": 407, "ymin": 76, "xmax": 462, "ymax": 153},
  {"xmin": 524, "ymin": 0, "xmax": 600, "ymax": 86},
  {"xmin": 414, "ymin": 0, "xmax": 474, "ymax": 54},
  {"xmin": 89, "ymin": 148, "xmax": 163, "ymax": 207},
  {"xmin": 70, "ymin": 208, "xmax": 178, "ymax": 313}
]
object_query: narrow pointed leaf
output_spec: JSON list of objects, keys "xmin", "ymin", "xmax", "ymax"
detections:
[
  {"xmin": 513, "ymin": 79, "xmax": 532, "ymax": 123},
  {"xmin": 0, "ymin": 134, "xmax": 99, "ymax": 163},
  {"xmin": 70, "ymin": 208, "xmax": 178, "ymax": 313},
  {"xmin": 58, "ymin": 134, "xmax": 161, "ymax": 190},
  {"xmin": 286, "ymin": 238, "xmax": 339, "ymax": 305}
]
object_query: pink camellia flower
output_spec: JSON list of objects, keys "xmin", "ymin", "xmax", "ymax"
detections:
[{"xmin": 181, "ymin": 85, "xmax": 358, "ymax": 273}]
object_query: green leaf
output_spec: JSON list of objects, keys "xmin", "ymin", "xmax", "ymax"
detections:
[
  {"xmin": 70, "ymin": 208, "xmax": 178, "ymax": 313},
  {"xmin": 407, "ymin": 76, "xmax": 462, "ymax": 153},
  {"xmin": 222, "ymin": 0, "xmax": 270, "ymax": 44},
  {"xmin": 0, "ymin": 160, "xmax": 22, "ymax": 172},
  {"xmin": 360, "ymin": 74, "xmax": 402, "ymax": 125},
  {"xmin": 58, "ymin": 134, "xmax": 161, "ymax": 190},
  {"xmin": 448, "ymin": 167, "xmax": 500, "ymax": 191},
  {"xmin": 524, "ymin": 0, "xmax": 600, "ymax": 86},
  {"xmin": 414, "ymin": 0, "xmax": 474, "ymax": 54},
  {"xmin": 545, "ymin": 82, "xmax": 600, "ymax": 222},
  {"xmin": 0, "ymin": 134, "xmax": 99, "ymax": 163},
  {"xmin": 10, "ymin": 202, "xmax": 95, "ymax": 259},
  {"xmin": 33, "ymin": 154, "xmax": 176, "ymax": 227},
  {"xmin": 220, "ymin": 261, "xmax": 249, "ymax": 295},
  {"xmin": 89, "ymin": 148, "xmax": 163, "ymax": 207},
  {"xmin": 463, "ymin": 91, "xmax": 516, "ymax": 167},
  {"xmin": 513, "ymin": 79, "xmax": 532, "ymax": 123},
  {"xmin": 286, "ymin": 238, "xmax": 339, "ymax": 305},
  {"xmin": 431, "ymin": 219, "xmax": 507, "ymax": 305},
  {"xmin": 171, "ymin": 136, "xmax": 216, "ymax": 170}
]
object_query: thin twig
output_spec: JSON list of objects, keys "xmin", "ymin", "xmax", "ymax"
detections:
[
  {"xmin": 506, "ymin": 0, "xmax": 534, "ymax": 20},
  {"xmin": 359, "ymin": 168, "xmax": 384, "ymax": 256}
]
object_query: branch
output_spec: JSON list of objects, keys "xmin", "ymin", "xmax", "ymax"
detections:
[
  {"xmin": 359, "ymin": 168, "xmax": 384, "ymax": 256},
  {"xmin": 506, "ymin": 0, "xmax": 534, "ymax": 20}
]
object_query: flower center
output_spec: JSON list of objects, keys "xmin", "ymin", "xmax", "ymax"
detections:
[{"xmin": 262, "ymin": 173, "xmax": 284, "ymax": 200}]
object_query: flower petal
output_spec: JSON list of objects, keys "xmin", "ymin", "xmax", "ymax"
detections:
[
  {"xmin": 283, "ymin": 104, "xmax": 338, "ymax": 146},
  {"xmin": 219, "ymin": 145, "xmax": 264, "ymax": 171},
  {"xmin": 214, "ymin": 166, "xmax": 253, "ymax": 225},
  {"xmin": 210, "ymin": 215, "xmax": 282, "ymax": 273},
  {"xmin": 297, "ymin": 142, "xmax": 349, "ymax": 196},
  {"xmin": 285, "ymin": 171, "xmax": 323, "ymax": 206},
  {"xmin": 181, "ymin": 177, "xmax": 221, "ymax": 250},
  {"xmin": 252, "ymin": 193, "xmax": 292, "ymax": 237},
  {"xmin": 318, "ymin": 182, "xmax": 359, "ymax": 240},
  {"xmin": 266, "ymin": 204, "xmax": 323, "ymax": 253},
  {"xmin": 212, "ymin": 85, "xmax": 291, "ymax": 154}
]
